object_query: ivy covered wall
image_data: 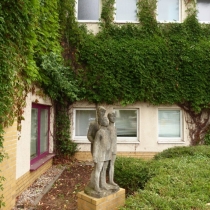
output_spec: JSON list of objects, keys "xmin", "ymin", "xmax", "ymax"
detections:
[{"xmin": 65, "ymin": 0, "xmax": 210, "ymax": 145}]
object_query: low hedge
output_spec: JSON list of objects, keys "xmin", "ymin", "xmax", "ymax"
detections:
[
  {"xmin": 114, "ymin": 156, "xmax": 151, "ymax": 195},
  {"xmin": 118, "ymin": 146, "xmax": 210, "ymax": 210},
  {"xmin": 153, "ymin": 145, "xmax": 210, "ymax": 160}
]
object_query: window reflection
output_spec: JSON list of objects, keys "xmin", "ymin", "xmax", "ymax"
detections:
[
  {"xmin": 158, "ymin": 110, "xmax": 181, "ymax": 138},
  {"xmin": 115, "ymin": 110, "xmax": 137, "ymax": 137}
]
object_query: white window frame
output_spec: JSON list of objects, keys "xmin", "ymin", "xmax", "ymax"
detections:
[
  {"xmin": 73, "ymin": 108, "xmax": 96, "ymax": 142},
  {"xmin": 114, "ymin": 0, "xmax": 138, "ymax": 23},
  {"xmin": 158, "ymin": 108, "xmax": 184, "ymax": 143},
  {"xmin": 196, "ymin": 0, "xmax": 210, "ymax": 23},
  {"xmin": 76, "ymin": 0, "xmax": 101, "ymax": 22},
  {"xmin": 114, "ymin": 108, "xmax": 139, "ymax": 142},
  {"xmin": 157, "ymin": 0, "xmax": 181, "ymax": 23}
]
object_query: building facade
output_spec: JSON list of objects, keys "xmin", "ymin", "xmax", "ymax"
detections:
[{"xmin": 0, "ymin": 87, "xmax": 54, "ymax": 209}]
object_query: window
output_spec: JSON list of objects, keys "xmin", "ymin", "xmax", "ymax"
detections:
[
  {"xmin": 73, "ymin": 108, "xmax": 138, "ymax": 142},
  {"xmin": 77, "ymin": 0, "xmax": 100, "ymax": 22},
  {"xmin": 158, "ymin": 110, "xmax": 182, "ymax": 141},
  {"xmin": 115, "ymin": 0, "xmax": 137, "ymax": 22},
  {"xmin": 197, "ymin": 0, "xmax": 210, "ymax": 22},
  {"xmin": 74, "ymin": 109, "xmax": 96, "ymax": 139},
  {"xmin": 157, "ymin": 0, "xmax": 180, "ymax": 22},
  {"xmin": 114, "ymin": 109, "xmax": 138, "ymax": 141},
  {"xmin": 30, "ymin": 104, "xmax": 50, "ymax": 164}
]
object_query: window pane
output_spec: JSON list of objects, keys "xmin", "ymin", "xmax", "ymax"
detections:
[
  {"xmin": 78, "ymin": 0, "xmax": 100, "ymax": 20},
  {"xmin": 158, "ymin": 0, "xmax": 179, "ymax": 22},
  {"xmin": 31, "ymin": 108, "xmax": 38, "ymax": 159},
  {"xmin": 197, "ymin": 0, "xmax": 210, "ymax": 22},
  {"xmin": 116, "ymin": 0, "xmax": 137, "ymax": 21},
  {"xmin": 115, "ymin": 110, "xmax": 137, "ymax": 137},
  {"xmin": 40, "ymin": 109, "xmax": 49, "ymax": 154},
  {"xmin": 158, "ymin": 110, "xmax": 181, "ymax": 137},
  {"xmin": 76, "ymin": 110, "xmax": 96, "ymax": 136}
]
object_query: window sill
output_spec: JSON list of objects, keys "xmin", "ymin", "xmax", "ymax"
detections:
[
  {"xmin": 30, "ymin": 153, "xmax": 55, "ymax": 171},
  {"xmin": 77, "ymin": 20, "xmax": 99, "ymax": 23},
  {"xmin": 114, "ymin": 20, "xmax": 139, "ymax": 23},
  {"xmin": 117, "ymin": 141, "xmax": 140, "ymax": 144},
  {"xmin": 73, "ymin": 140, "xmax": 140, "ymax": 144},
  {"xmin": 158, "ymin": 141, "xmax": 185, "ymax": 144}
]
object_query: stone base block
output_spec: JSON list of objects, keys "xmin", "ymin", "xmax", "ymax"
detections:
[{"xmin": 77, "ymin": 188, "xmax": 125, "ymax": 210}]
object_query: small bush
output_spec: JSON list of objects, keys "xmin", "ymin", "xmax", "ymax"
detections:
[
  {"xmin": 114, "ymin": 156, "xmax": 150, "ymax": 194},
  {"xmin": 153, "ymin": 145, "xmax": 210, "ymax": 160},
  {"xmin": 204, "ymin": 130, "xmax": 210, "ymax": 145}
]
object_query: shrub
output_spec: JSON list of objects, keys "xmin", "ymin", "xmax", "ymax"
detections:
[
  {"xmin": 204, "ymin": 130, "xmax": 210, "ymax": 145},
  {"xmin": 121, "ymin": 155, "xmax": 210, "ymax": 210},
  {"xmin": 114, "ymin": 156, "xmax": 151, "ymax": 194},
  {"xmin": 153, "ymin": 145, "xmax": 210, "ymax": 160}
]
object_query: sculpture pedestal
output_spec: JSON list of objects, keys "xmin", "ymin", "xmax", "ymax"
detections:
[{"xmin": 77, "ymin": 188, "xmax": 125, "ymax": 210}]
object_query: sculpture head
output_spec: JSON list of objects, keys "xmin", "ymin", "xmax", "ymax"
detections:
[
  {"xmin": 97, "ymin": 106, "xmax": 106, "ymax": 118},
  {"xmin": 97, "ymin": 106, "xmax": 106, "ymax": 125},
  {"xmin": 108, "ymin": 112, "xmax": 116, "ymax": 123},
  {"xmin": 100, "ymin": 117, "xmax": 109, "ymax": 127}
]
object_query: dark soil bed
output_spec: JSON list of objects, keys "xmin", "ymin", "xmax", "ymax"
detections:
[{"xmin": 36, "ymin": 157, "xmax": 93, "ymax": 210}]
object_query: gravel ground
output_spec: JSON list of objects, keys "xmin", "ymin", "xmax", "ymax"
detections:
[{"xmin": 12, "ymin": 165, "xmax": 64, "ymax": 210}]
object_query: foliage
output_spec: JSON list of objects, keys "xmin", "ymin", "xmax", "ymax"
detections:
[
  {"xmin": 75, "ymin": 13, "xmax": 210, "ymax": 111},
  {"xmin": 61, "ymin": 0, "xmax": 210, "ymax": 143},
  {"xmin": 114, "ymin": 157, "xmax": 150, "ymax": 194},
  {"xmin": 0, "ymin": 0, "xmax": 39, "ymax": 206},
  {"xmin": 40, "ymin": 52, "xmax": 79, "ymax": 101},
  {"xmin": 204, "ymin": 130, "xmax": 210, "ymax": 145},
  {"xmin": 120, "ymin": 147, "xmax": 210, "ymax": 210},
  {"xmin": 55, "ymin": 103, "xmax": 79, "ymax": 156},
  {"xmin": 0, "ymin": 0, "xmax": 78, "ymax": 205},
  {"xmin": 0, "ymin": 175, "xmax": 6, "ymax": 208},
  {"xmin": 153, "ymin": 145, "xmax": 210, "ymax": 160}
]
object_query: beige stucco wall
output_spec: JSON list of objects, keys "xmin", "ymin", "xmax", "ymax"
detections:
[
  {"xmin": 16, "ymin": 87, "xmax": 54, "ymax": 179},
  {"xmin": 70, "ymin": 101, "xmax": 190, "ymax": 155}
]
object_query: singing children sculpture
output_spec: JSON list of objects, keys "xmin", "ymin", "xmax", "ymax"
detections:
[{"xmin": 85, "ymin": 106, "xmax": 119, "ymax": 198}]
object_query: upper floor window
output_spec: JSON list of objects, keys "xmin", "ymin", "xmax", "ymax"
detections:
[
  {"xmin": 157, "ymin": 0, "xmax": 180, "ymax": 22},
  {"xmin": 115, "ymin": 0, "xmax": 137, "ymax": 22},
  {"xmin": 30, "ymin": 104, "xmax": 50, "ymax": 164},
  {"xmin": 158, "ymin": 109, "xmax": 182, "ymax": 142},
  {"xmin": 77, "ymin": 0, "xmax": 100, "ymax": 22},
  {"xmin": 197, "ymin": 0, "xmax": 210, "ymax": 22}
]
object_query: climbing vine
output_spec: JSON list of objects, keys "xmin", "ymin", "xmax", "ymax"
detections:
[
  {"xmin": 61, "ymin": 0, "xmax": 210, "ymax": 144},
  {"xmin": 0, "ymin": 0, "xmax": 78, "ymax": 206}
]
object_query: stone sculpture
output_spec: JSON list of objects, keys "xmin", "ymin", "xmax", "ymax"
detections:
[
  {"xmin": 85, "ymin": 106, "xmax": 119, "ymax": 198},
  {"xmin": 87, "ymin": 106, "xmax": 106, "ymax": 155}
]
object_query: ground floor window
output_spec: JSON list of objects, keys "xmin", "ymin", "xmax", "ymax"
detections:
[
  {"xmin": 30, "ymin": 104, "xmax": 50, "ymax": 164},
  {"xmin": 73, "ymin": 108, "xmax": 138, "ymax": 141},
  {"xmin": 158, "ymin": 109, "xmax": 182, "ymax": 141},
  {"xmin": 74, "ymin": 109, "xmax": 96, "ymax": 139},
  {"xmin": 114, "ymin": 109, "xmax": 138, "ymax": 141}
]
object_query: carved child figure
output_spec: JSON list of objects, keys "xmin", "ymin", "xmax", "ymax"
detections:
[
  {"xmin": 92, "ymin": 116, "xmax": 111, "ymax": 192},
  {"xmin": 87, "ymin": 106, "xmax": 106, "ymax": 155},
  {"xmin": 107, "ymin": 112, "xmax": 118, "ymax": 186}
]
